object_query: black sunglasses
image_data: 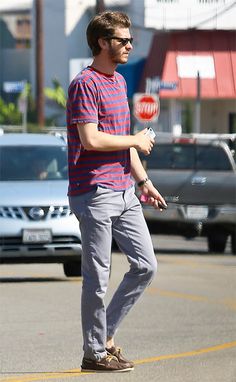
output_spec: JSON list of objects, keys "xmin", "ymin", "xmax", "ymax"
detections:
[{"xmin": 105, "ymin": 36, "xmax": 133, "ymax": 46}]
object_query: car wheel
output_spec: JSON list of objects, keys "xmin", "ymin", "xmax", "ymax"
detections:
[
  {"xmin": 63, "ymin": 260, "xmax": 82, "ymax": 277},
  {"xmin": 231, "ymin": 232, "xmax": 236, "ymax": 255},
  {"xmin": 207, "ymin": 233, "xmax": 228, "ymax": 253}
]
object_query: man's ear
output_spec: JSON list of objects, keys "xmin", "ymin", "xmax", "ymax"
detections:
[{"xmin": 98, "ymin": 37, "xmax": 109, "ymax": 50}]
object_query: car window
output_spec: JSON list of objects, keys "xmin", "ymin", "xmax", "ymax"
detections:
[
  {"xmin": 196, "ymin": 145, "xmax": 231, "ymax": 170},
  {"xmin": 142, "ymin": 144, "xmax": 232, "ymax": 171},
  {"xmin": 142, "ymin": 144, "xmax": 195, "ymax": 169},
  {"xmin": 0, "ymin": 145, "xmax": 68, "ymax": 181}
]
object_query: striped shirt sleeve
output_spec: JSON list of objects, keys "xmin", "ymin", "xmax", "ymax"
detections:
[{"xmin": 69, "ymin": 78, "xmax": 98, "ymax": 125}]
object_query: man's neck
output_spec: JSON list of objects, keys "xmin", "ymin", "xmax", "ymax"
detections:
[{"xmin": 91, "ymin": 57, "xmax": 117, "ymax": 76}]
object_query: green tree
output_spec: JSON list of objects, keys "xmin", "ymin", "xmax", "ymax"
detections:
[
  {"xmin": 44, "ymin": 78, "xmax": 67, "ymax": 126},
  {"xmin": 0, "ymin": 79, "xmax": 67, "ymax": 130},
  {"xmin": 182, "ymin": 101, "xmax": 193, "ymax": 134},
  {"xmin": 0, "ymin": 97, "xmax": 21, "ymax": 125},
  {"xmin": 44, "ymin": 78, "xmax": 66, "ymax": 109},
  {"xmin": 21, "ymin": 82, "xmax": 38, "ymax": 124}
]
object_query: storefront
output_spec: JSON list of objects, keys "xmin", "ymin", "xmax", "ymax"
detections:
[{"xmin": 139, "ymin": 30, "xmax": 236, "ymax": 134}]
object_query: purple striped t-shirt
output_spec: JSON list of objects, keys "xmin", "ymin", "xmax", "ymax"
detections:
[{"xmin": 66, "ymin": 66, "xmax": 133, "ymax": 196}]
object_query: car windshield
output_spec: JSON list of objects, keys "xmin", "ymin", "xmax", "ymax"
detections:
[
  {"xmin": 0, "ymin": 145, "xmax": 68, "ymax": 181},
  {"xmin": 142, "ymin": 144, "xmax": 232, "ymax": 171}
]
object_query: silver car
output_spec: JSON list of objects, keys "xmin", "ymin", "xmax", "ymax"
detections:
[{"xmin": 0, "ymin": 133, "xmax": 82, "ymax": 277}]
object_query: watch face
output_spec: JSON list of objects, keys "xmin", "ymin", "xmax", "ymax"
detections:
[{"xmin": 138, "ymin": 178, "xmax": 148, "ymax": 187}]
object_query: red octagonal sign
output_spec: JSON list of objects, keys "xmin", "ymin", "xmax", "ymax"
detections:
[{"xmin": 133, "ymin": 93, "xmax": 160, "ymax": 123}]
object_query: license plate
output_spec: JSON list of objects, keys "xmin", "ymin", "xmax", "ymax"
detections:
[
  {"xmin": 186, "ymin": 206, "xmax": 208, "ymax": 220},
  {"xmin": 23, "ymin": 229, "xmax": 52, "ymax": 243}
]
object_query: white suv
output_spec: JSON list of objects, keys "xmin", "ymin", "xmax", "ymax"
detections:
[{"xmin": 0, "ymin": 133, "xmax": 82, "ymax": 277}]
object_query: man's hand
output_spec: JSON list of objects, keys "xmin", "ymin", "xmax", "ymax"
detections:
[
  {"xmin": 139, "ymin": 180, "xmax": 167, "ymax": 211},
  {"xmin": 134, "ymin": 128, "xmax": 155, "ymax": 155}
]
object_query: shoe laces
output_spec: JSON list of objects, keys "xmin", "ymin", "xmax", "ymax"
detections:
[
  {"xmin": 116, "ymin": 347, "xmax": 122, "ymax": 355},
  {"xmin": 106, "ymin": 354, "xmax": 117, "ymax": 363}
]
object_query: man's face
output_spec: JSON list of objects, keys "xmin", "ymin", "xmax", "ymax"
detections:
[{"xmin": 106, "ymin": 27, "xmax": 133, "ymax": 65}]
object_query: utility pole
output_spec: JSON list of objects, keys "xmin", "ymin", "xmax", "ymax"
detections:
[
  {"xmin": 35, "ymin": 0, "xmax": 45, "ymax": 128},
  {"xmin": 194, "ymin": 71, "xmax": 201, "ymax": 134},
  {"xmin": 96, "ymin": 0, "xmax": 105, "ymax": 14}
]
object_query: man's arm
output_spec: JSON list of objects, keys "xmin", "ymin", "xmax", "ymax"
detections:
[
  {"xmin": 77, "ymin": 123, "xmax": 153, "ymax": 155},
  {"xmin": 130, "ymin": 148, "xmax": 167, "ymax": 210}
]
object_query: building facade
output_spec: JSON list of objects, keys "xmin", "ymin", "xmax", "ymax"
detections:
[
  {"xmin": 137, "ymin": 0, "xmax": 236, "ymax": 134},
  {"xmin": 0, "ymin": 0, "xmax": 235, "ymax": 132}
]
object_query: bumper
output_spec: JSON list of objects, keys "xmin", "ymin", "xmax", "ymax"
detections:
[
  {"xmin": 142, "ymin": 203, "xmax": 236, "ymax": 236},
  {"xmin": 0, "ymin": 241, "xmax": 82, "ymax": 261},
  {"xmin": 0, "ymin": 215, "xmax": 82, "ymax": 263}
]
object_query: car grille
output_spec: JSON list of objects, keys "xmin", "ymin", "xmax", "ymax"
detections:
[
  {"xmin": 0, "ymin": 236, "xmax": 80, "ymax": 246},
  {"xmin": 0, "ymin": 207, "xmax": 24, "ymax": 219},
  {"xmin": 0, "ymin": 206, "xmax": 71, "ymax": 220},
  {"xmin": 0, "ymin": 235, "xmax": 81, "ymax": 256}
]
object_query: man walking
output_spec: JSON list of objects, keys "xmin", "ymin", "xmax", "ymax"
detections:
[{"xmin": 66, "ymin": 10, "xmax": 167, "ymax": 373}]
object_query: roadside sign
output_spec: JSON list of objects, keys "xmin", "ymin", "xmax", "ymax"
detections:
[
  {"xmin": 3, "ymin": 81, "xmax": 25, "ymax": 93},
  {"xmin": 133, "ymin": 93, "xmax": 160, "ymax": 122},
  {"xmin": 145, "ymin": 76, "xmax": 178, "ymax": 93},
  {"xmin": 18, "ymin": 97, "xmax": 27, "ymax": 113}
]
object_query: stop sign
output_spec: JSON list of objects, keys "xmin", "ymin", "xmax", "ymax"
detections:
[{"xmin": 133, "ymin": 93, "xmax": 160, "ymax": 123}]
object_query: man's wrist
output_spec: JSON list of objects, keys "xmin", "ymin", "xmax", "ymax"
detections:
[{"xmin": 137, "ymin": 177, "xmax": 150, "ymax": 188}]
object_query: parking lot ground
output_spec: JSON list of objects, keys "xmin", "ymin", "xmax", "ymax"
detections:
[{"xmin": 0, "ymin": 236, "xmax": 236, "ymax": 382}]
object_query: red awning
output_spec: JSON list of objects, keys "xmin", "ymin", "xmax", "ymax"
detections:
[{"xmin": 139, "ymin": 30, "xmax": 236, "ymax": 99}]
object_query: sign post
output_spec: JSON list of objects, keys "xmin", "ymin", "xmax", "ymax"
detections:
[
  {"xmin": 3, "ymin": 80, "xmax": 28, "ymax": 132},
  {"xmin": 18, "ymin": 93, "xmax": 28, "ymax": 133},
  {"xmin": 133, "ymin": 93, "xmax": 160, "ymax": 124}
]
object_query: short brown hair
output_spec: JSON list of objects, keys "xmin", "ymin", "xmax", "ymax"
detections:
[{"xmin": 86, "ymin": 11, "xmax": 131, "ymax": 56}]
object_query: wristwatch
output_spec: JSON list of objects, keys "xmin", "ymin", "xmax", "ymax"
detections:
[{"xmin": 137, "ymin": 177, "xmax": 149, "ymax": 187}]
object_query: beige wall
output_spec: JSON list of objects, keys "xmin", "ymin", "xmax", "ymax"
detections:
[
  {"xmin": 201, "ymin": 99, "xmax": 236, "ymax": 134},
  {"xmin": 144, "ymin": 0, "xmax": 236, "ymax": 30},
  {"xmin": 159, "ymin": 99, "xmax": 236, "ymax": 134}
]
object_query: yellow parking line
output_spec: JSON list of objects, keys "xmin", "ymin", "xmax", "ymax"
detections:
[
  {"xmin": 148, "ymin": 287, "xmax": 208, "ymax": 302},
  {"xmin": 158, "ymin": 256, "xmax": 234, "ymax": 269},
  {"xmin": 147, "ymin": 287, "xmax": 236, "ymax": 311},
  {"xmin": 0, "ymin": 371, "xmax": 90, "ymax": 382},
  {"xmin": 2, "ymin": 340, "xmax": 236, "ymax": 382},
  {"xmin": 134, "ymin": 340, "xmax": 236, "ymax": 365}
]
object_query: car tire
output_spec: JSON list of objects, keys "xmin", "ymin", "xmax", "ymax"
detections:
[
  {"xmin": 63, "ymin": 260, "xmax": 82, "ymax": 277},
  {"xmin": 231, "ymin": 232, "xmax": 236, "ymax": 255},
  {"xmin": 207, "ymin": 233, "xmax": 228, "ymax": 253}
]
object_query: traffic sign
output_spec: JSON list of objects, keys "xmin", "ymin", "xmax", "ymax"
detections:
[
  {"xmin": 3, "ymin": 81, "xmax": 25, "ymax": 93},
  {"xmin": 133, "ymin": 93, "xmax": 160, "ymax": 122},
  {"xmin": 146, "ymin": 77, "xmax": 178, "ymax": 93}
]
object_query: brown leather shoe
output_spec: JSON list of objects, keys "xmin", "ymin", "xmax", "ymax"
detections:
[
  {"xmin": 81, "ymin": 354, "xmax": 133, "ymax": 372},
  {"xmin": 106, "ymin": 346, "xmax": 134, "ymax": 369}
]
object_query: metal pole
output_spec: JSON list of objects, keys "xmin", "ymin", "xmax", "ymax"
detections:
[
  {"xmin": 145, "ymin": 78, "xmax": 151, "ymax": 94},
  {"xmin": 18, "ymin": 81, "xmax": 27, "ymax": 132},
  {"xmin": 21, "ymin": 81, "xmax": 28, "ymax": 133},
  {"xmin": 195, "ymin": 71, "xmax": 201, "ymax": 134},
  {"xmin": 35, "ymin": 0, "xmax": 45, "ymax": 128},
  {"xmin": 96, "ymin": 0, "xmax": 105, "ymax": 14},
  {"xmin": 22, "ymin": 90, "xmax": 28, "ymax": 133}
]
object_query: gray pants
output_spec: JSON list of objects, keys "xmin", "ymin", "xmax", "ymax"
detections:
[{"xmin": 69, "ymin": 186, "xmax": 157, "ymax": 361}]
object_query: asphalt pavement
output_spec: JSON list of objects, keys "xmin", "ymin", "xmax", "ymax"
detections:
[{"xmin": 0, "ymin": 235, "xmax": 236, "ymax": 382}]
